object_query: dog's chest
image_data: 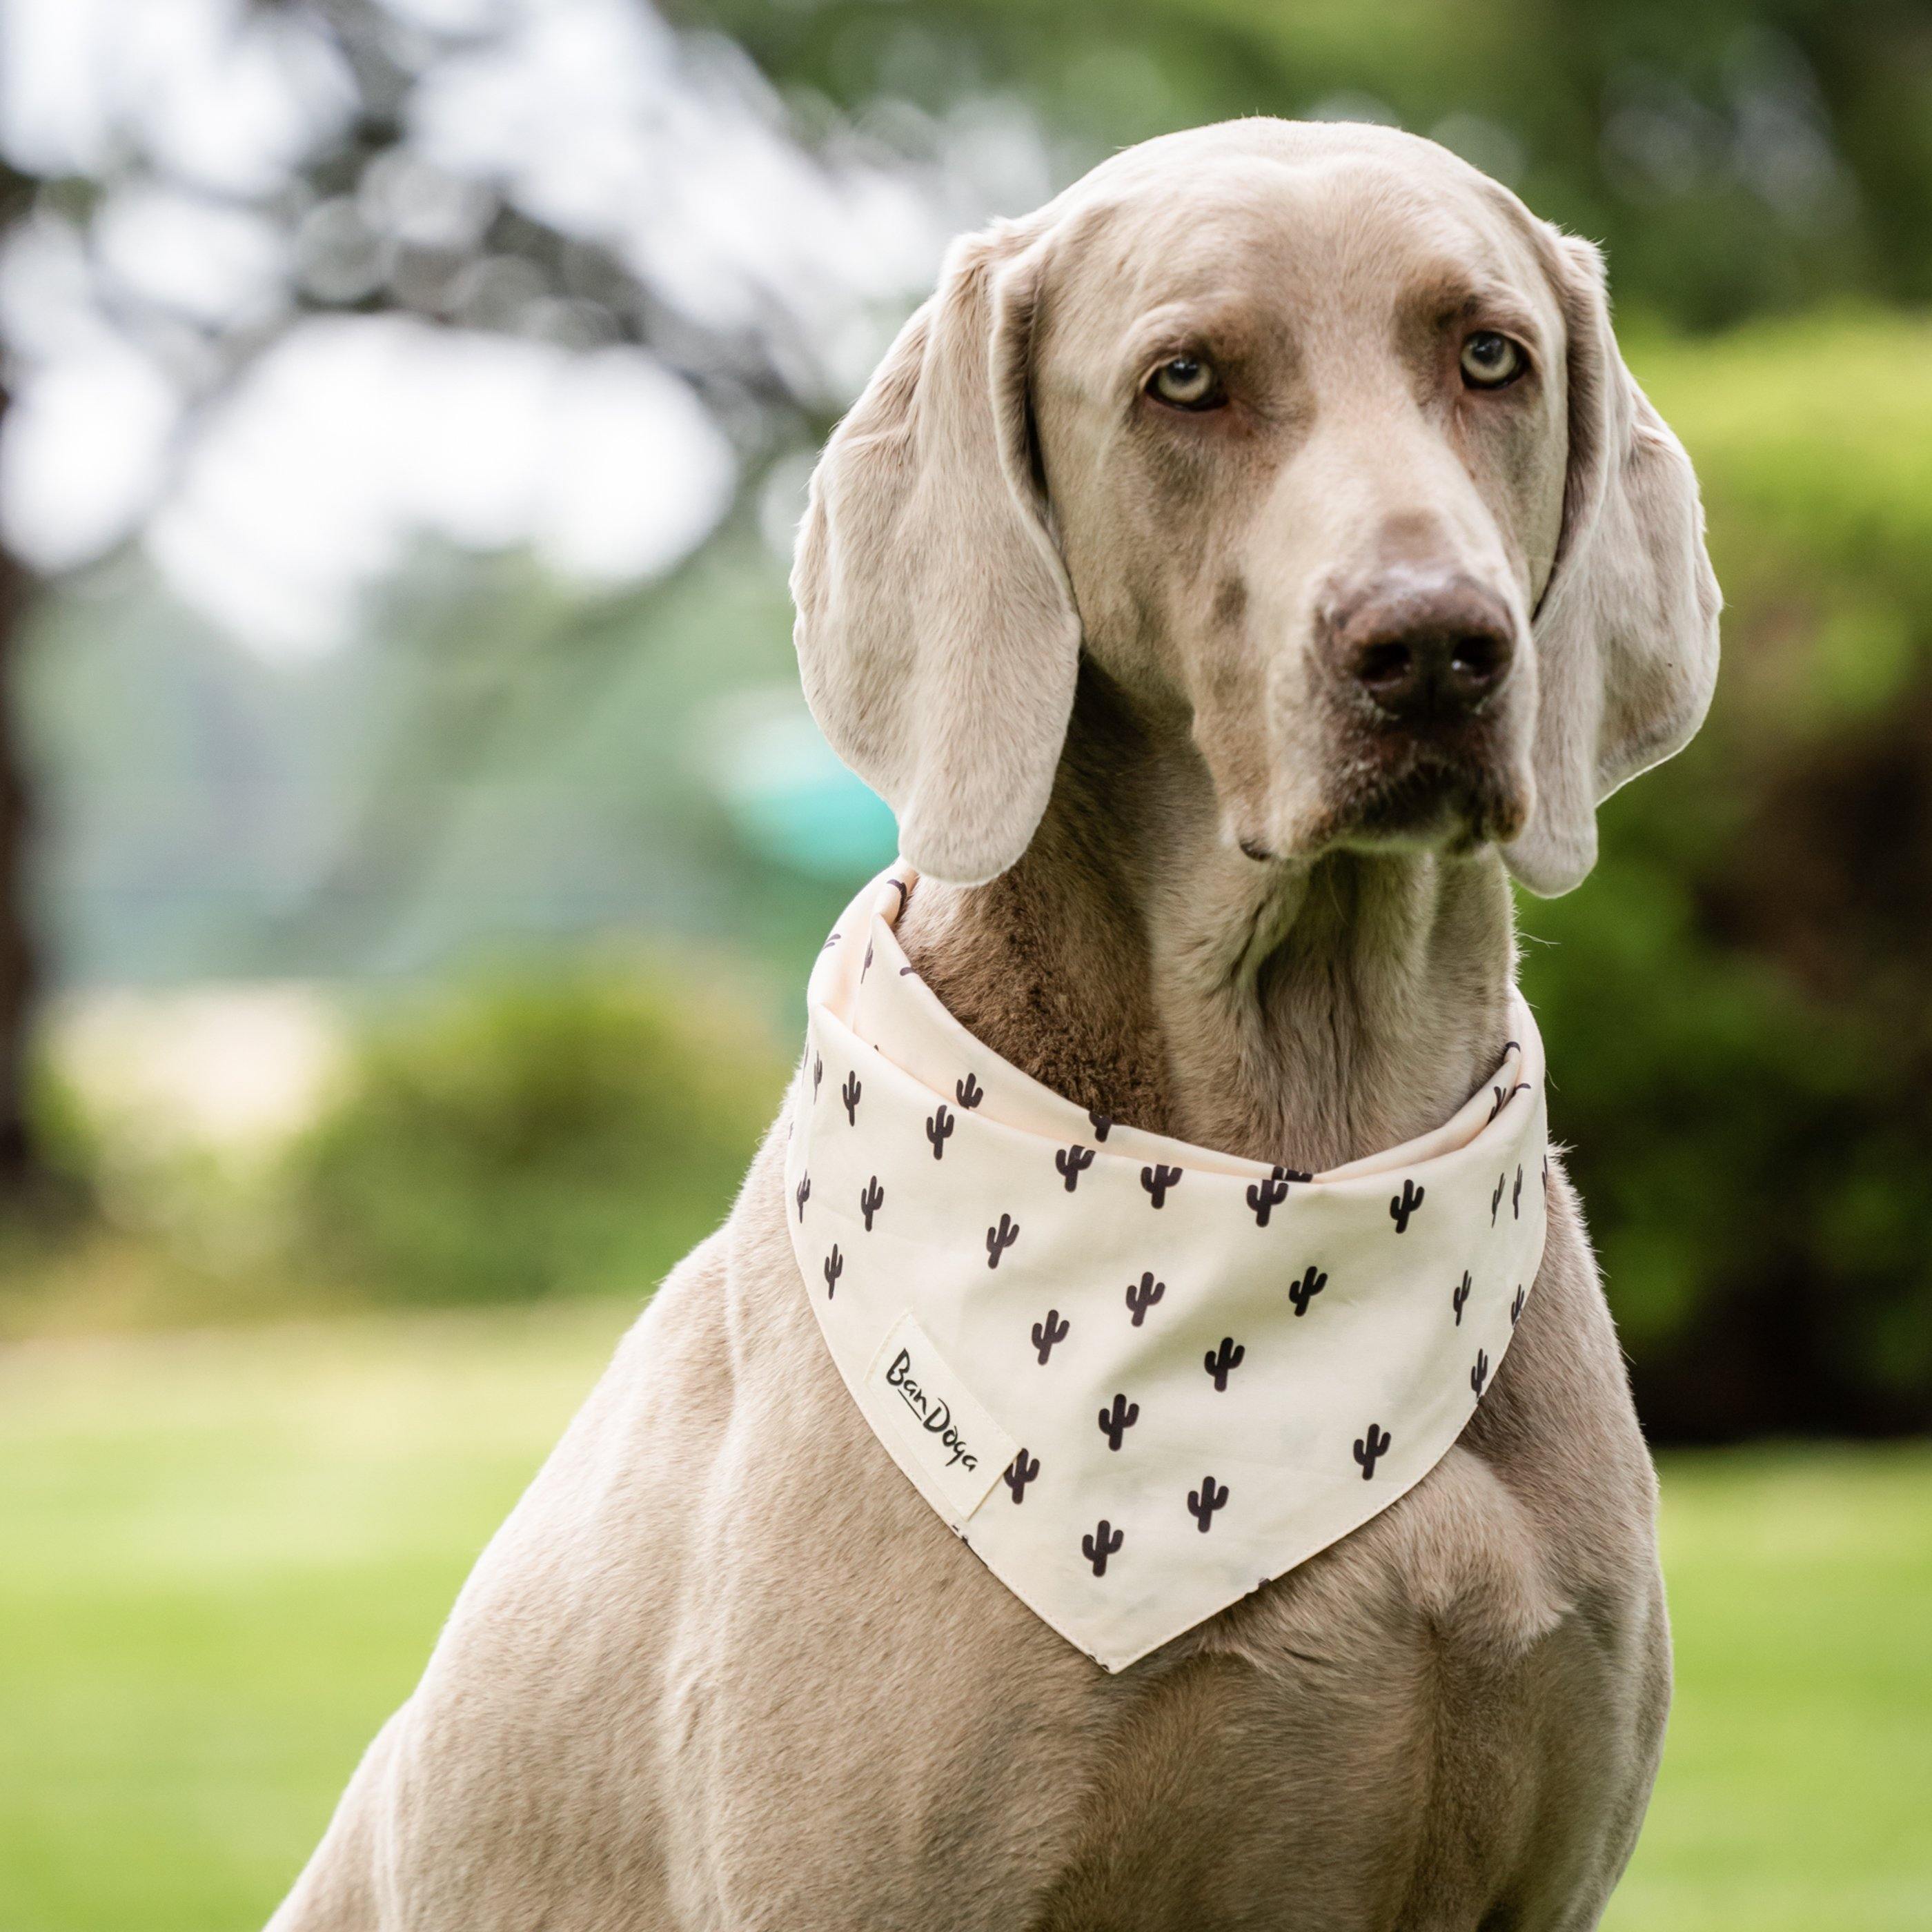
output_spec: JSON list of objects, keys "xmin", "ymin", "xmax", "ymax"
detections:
[{"xmin": 659, "ymin": 1280, "xmax": 1617, "ymax": 1931}]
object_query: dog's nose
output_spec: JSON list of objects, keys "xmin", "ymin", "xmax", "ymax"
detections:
[{"xmin": 1328, "ymin": 576, "xmax": 1516, "ymax": 724}]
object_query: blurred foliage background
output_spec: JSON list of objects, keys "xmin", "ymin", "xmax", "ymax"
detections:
[
  {"xmin": 3, "ymin": 0, "xmax": 1929, "ymax": 1441},
  {"xmin": 3, "ymin": 1, "xmax": 1931, "ymax": 1926}
]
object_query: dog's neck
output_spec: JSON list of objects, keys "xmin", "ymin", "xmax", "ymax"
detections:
[{"xmin": 896, "ymin": 671, "xmax": 1519, "ymax": 1173}]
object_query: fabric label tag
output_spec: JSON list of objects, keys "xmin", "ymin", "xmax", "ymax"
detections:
[{"xmin": 866, "ymin": 1312, "xmax": 1016, "ymax": 1522}]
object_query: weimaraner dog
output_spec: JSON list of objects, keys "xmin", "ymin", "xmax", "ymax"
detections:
[{"xmin": 271, "ymin": 119, "xmax": 1719, "ymax": 1930}]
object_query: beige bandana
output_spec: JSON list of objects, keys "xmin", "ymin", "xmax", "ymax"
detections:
[{"xmin": 784, "ymin": 869, "xmax": 1549, "ymax": 1670}]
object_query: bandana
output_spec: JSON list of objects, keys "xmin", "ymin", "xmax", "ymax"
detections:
[{"xmin": 784, "ymin": 869, "xmax": 1549, "ymax": 1671}]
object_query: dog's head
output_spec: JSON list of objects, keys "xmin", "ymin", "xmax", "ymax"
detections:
[{"xmin": 792, "ymin": 119, "xmax": 1719, "ymax": 895}]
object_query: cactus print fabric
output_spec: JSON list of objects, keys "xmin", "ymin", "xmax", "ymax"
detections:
[{"xmin": 785, "ymin": 869, "xmax": 1550, "ymax": 1671}]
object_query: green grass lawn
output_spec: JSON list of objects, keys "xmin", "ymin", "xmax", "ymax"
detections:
[{"xmin": 1, "ymin": 1306, "xmax": 1927, "ymax": 1931}]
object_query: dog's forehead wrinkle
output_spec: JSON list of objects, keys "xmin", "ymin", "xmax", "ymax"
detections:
[{"xmin": 1045, "ymin": 146, "xmax": 1539, "ymax": 348}]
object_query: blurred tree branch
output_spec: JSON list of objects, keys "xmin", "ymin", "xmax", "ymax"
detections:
[
  {"xmin": 687, "ymin": 0, "xmax": 1932, "ymax": 328},
  {"xmin": 0, "ymin": 0, "xmax": 865, "ymax": 1174}
]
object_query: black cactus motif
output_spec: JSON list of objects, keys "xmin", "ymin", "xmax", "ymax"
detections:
[
  {"xmin": 795, "ymin": 1173, "xmax": 810, "ymax": 1223},
  {"xmin": 1056, "ymin": 1143, "xmax": 1096, "ymax": 1192},
  {"xmin": 956, "ymin": 1072, "xmax": 984, "ymax": 1110},
  {"xmin": 886, "ymin": 876, "xmax": 909, "ymax": 918},
  {"xmin": 926, "ymin": 1103, "xmax": 954, "ymax": 1160},
  {"xmin": 1452, "ymin": 1270, "xmax": 1472, "ymax": 1325},
  {"xmin": 812, "ymin": 1054, "xmax": 823, "ymax": 1103},
  {"xmin": 1490, "ymin": 1080, "xmax": 1530, "ymax": 1123},
  {"xmin": 1088, "ymin": 1110, "xmax": 1113, "ymax": 1142},
  {"xmin": 1083, "ymin": 1519, "xmax": 1124, "ymax": 1577},
  {"xmin": 1005, "ymin": 1448, "xmax": 1039, "ymax": 1504},
  {"xmin": 1390, "ymin": 1177, "xmax": 1426, "ymax": 1233},
  {"xmin": 861, "ymin": 940, "xmax": 874, "ymax": 979},
  {"xmin": 1492, "ymin": 1174, "xmax": 1506, "ymax": 1225},
  {"xmin": 822, "ymin": 1245, "xmax": 842, "ymax": 1298},
  {"xmin": 1247, "ymin": 1167, "xmax": 1288, "ymax": 1226},
  {"xmin": 1032, "ymin": 1309, "xmax": 1070, "ymax": 1364},
  {"xmin": 1511, "ymin": 1283, "xmax": 1526, "ymax": 1326},
  {"xmin": 1289, "ymin": 1265, "xmax": 1327, "ymax": 1317},
  {"xmin": 859, "ymin": 1175, "xmax": 884, "ymax": 1232},
  {"xmin": 1141, "ymin": 1163, "xmax": 1182, "ymax": 1209},
  {"xmin": 1203, "ymin": 1335, "xmax": 1245, "ymax": 1392},
  {"xmin": 986, "ymin": 1213, "xmax": 1020, "ymax": 1268},
  {"xmin": 1125, "ymin": 1271, "xmax": 1165, "ymax": 1326},
  {"xmin": 1256, "ymin": 1166, "xmax": 1311, "ymax": 1224},
  {"xmin": 1098, "ymin": 1392, "xmax": 1140, "ymax": 1450},
  {"xmin": 1471, "ymin": 1349, "xmax": 1490, "ymax": 1397},
  {"xmin": 1187, "ymin": 1475, "xmax": 1229, "ymax": 1532},
  {"xmin": 1354, "ymin": 1421, "xmax": 1392, "ymax": 1479},
  {"xmin": 1512, "ymin": 1165, "xmax": 1524, "ymax": 1219},
  {"xmin": 841, "ymin": 1070, "xmax": 862, "ymax": 1125}
]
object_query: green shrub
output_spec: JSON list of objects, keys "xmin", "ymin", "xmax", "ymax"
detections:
[
  {"xmin": 1519, "ymin": 315, "xmax": 1932, "ymax": 1441},
  {"xmin": 287, "ymin": 962, "xmax": 789, "ymax": 1306}
]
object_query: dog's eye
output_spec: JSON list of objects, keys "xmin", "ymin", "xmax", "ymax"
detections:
[
  {"xmin": 1147, "ymin": 356, "xmax": 1223, "ymax": 410},
  {"xmin": 1459, "ymin": 332, "xmax": 1525, "ymax": 389}
]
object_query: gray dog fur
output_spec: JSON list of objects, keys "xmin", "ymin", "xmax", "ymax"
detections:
[{"xmin": 270, "ymin": 119, "xmax": 1720, "ymax": 1931}]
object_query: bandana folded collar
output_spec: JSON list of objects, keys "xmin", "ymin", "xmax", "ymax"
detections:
[{"xmin": 785, "ymin": 868, "xmax": 1549, "ymax": 1670}]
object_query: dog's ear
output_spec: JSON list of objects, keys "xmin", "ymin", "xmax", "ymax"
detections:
[
  {"xmin": 791, "ymin": 223, "xmax": 1079, "ymax": 887},
  {"xmin": 1504, "ymin": 235, "xmax": 1721, "ymax": 898}
]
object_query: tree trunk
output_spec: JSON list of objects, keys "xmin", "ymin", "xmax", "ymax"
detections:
[
  {"xmin": 0, "ymin": 525, "xmax": 36, "ymax": 1197},
  {"xmin": 0, "ymin": 162, "xmax": 45, "ymax": 1201}
]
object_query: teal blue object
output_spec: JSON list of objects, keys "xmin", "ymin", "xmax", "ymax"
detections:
[{"xmin": 718, "ymin": 715, "xmax": 899, "ymax": 879}]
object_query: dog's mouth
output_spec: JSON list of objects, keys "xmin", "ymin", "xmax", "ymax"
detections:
[
  {"xmin": 1317, "ymin": 727, "xmax": 1530, "ymax": 857},
  {"xmin": 1347, "ymin": 767, "xmax": 1524, "ymax": 853},
  {"xmin": 1222, "ymin": 675, "xmax": 1533, "ymax": 869}
]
